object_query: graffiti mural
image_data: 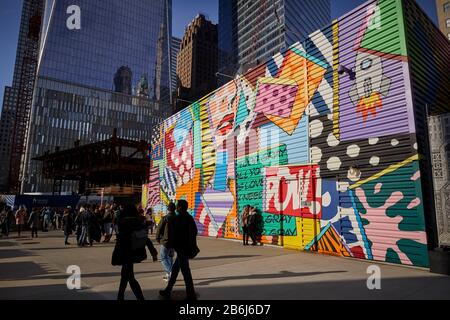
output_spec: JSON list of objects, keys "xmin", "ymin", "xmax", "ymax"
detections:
[{"xmin": 144, "ymin": 0, "xmax": 450, "ymax": 268}]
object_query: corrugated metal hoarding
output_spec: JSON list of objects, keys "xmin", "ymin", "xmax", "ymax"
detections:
[{"xmin": 144, "ymin": 0, "xmax": 450, "ymax": 268}]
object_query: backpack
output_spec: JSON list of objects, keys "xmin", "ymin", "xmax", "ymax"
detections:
[{"xmin": 131, "ymin": 228, "xmax": 148, "ymax": 251}]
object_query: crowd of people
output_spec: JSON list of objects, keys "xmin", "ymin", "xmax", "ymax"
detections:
[
  {"xmin": 0, "ymin": 205, "xmax": 68, "ymax": 238},
  {"xmin": 1, "ymin": 200, "xmax": 266, "ymax": 300}
]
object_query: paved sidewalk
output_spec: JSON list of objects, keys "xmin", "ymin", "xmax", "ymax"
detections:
[{"xmin": 1, "ymin": 231, "xmax": 449, "ymax": 300}]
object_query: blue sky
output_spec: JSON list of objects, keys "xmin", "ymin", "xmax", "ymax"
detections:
[{"xmin": 0, "ymin": 0, "xmax": 438, "ymax": 111}]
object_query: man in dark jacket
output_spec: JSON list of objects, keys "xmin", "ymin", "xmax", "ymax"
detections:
[
  {"xmin": 159, "ymin": 200, "xmax": 198, "ymax": 300},
  {"xmin": 156, "ymin": 202, "xmax": 176, "ymax": 281}
]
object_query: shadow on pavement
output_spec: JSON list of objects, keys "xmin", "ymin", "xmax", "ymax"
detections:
[
  {"xmin": 1, "ymin": 275, "xmax": 450, "ymax": 300},
  {"xmin": 0, "ymin": 249, "xmax": 33, "ymax": 260},
  {"xmin": 195, "ymin": 255, "xmax": 261, "ymax": 261},
  {"xmin": 0, "ymin": 261, "xmax": 59, "ymax": 280},
  {"xmin": 194, "ymin": 270, "xmax": 348, "ymax": 286},
  {"xmin": 0, "ymin": 284, "xmax": 104, "ymax": 300},
  {"xmin": 24, "ymin": 270, "xmax": 163, "ymax": 281},
  {"xmin": 0, "ymin": 241, "xmax": 18, "ymax": 247}
]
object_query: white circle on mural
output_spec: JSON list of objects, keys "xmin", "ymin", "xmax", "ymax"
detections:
[
  {"xmin": 391, "ymin": 139, "xmax": 399, "ymax": 146},
  {"xmin": 327, "ymin": 133, "xmax": 340, "ymax": 147},
  {"xmin": 369, "ymin": 137, "xmax": 379, "ymax": 145},
  {"xmin": 327, "ymin": 157, "xmax": 341, "ymax": 171},
  {"xmin": 174, "ymin": 157, "xmax": 180, "ymax": 167},
  {"xmin": 347, "ymin": 145, "xmax": 360, "ymax": 158},
  {"xmin": 181, "ymin": 151, "xmax": 187, "ymax": 162},
  {"xmin": 185, "ymin": 139, "xmax": 190, "ymax": 147},
  {"xmin": 310, "ymin": 120, "xmax": 323, "ymax": 138},
  {"xmin": 322, "ymin": 192, "xmax": 331, "ymax": 207},
  {"xmin": 311, "ymin": 147, "xmax": 322, "ymax": 163},
  {"xmin": 370, "ymin": 156, "xmax": 380, "ymax": 166},
  {"xmin": 179, "ymin": 165, "xmax": 185, "ymax": 175},
  {"xmin": 170, "ymin": 152, "xmax": 175, "ymax": 162}
]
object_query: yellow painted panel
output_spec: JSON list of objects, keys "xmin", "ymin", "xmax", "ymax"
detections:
[{"xmin": 283, "ymin": 217, "xmax": 320, "ymax": 250}]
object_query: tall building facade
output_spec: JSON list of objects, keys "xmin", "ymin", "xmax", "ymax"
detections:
[
  {"xmin": 176, "ymin": 14, "xmax": 218, "ymax": 112},
  {"xmin": 15, "ymin": 0, "xmax": 173, "ymax": 193},
  {"xmin": 429, "ymin": 113, "xmax": 450, "ymax": 246},
  {"xmin": 218, "ymin": 0, "xmax": 331, "ymax": 77},
  {"xmin": 437, "ymin": 0, "xmax": 450, "ymax": 40},
  {"xmin": 171, "ymin": 37, "xmax": 182, "ymax": 97},
  {"xmin": 0, "ymin": 0, "xmax": 45, "ymax": 193}
]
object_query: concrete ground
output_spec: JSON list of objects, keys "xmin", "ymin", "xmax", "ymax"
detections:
[{"xmin": 0, "ymin": 231, "xmax": 449, "ymax": 300}]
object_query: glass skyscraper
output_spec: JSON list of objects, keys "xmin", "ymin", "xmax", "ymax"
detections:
[
  {"xmin": 218, "ymin": 0, "xmax": 331, "ymax": 76},
  {"xmin": 20, "ymin": 0, "xmax": 173, "ymax": 193},
  {"xmin": 0, "ymin": 0, "xmax": 44, "ymax": 193},
  {"xmin": 37, "ymin": 0, "xmax": 172, "ymax": 101}
]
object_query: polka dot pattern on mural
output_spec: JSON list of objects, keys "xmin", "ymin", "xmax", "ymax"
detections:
[{"xmin": 309, "ymin": 113, "xmax": 418, "ymax": 181}]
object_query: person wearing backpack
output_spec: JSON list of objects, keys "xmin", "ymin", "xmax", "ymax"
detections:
[
  {"xmin": 159, "ymin": 200, "xmax": 199, "ymax": 300},
  {"xmin": 112, "ymin": 204, "xmax": 147, "ymax": 300},
  {"xmin": 156, "ymin": 202, "xmax": 176, "ymax": 281}
]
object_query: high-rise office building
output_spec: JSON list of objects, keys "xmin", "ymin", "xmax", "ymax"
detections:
[
  {"xmin": 437, "ymin": 0, "xmax": 450, "ymax": 40},
  {"xmin": 176, "ymin": 14, "xmax": 218, "ymax": 111},
  {"xmin": 0, "ymin": 0, "xmax": 45, "ymax": 193},
  {"xmin": 171, "ymin": 37, "xmax": 182, "ymax": 97},
  {"xmin": 218, "ymin": 0, "xmax": 331, "ymax": 77},
  {"xmin": 14, "ymin": 0, "xmax": 173, "ymax": 193}
]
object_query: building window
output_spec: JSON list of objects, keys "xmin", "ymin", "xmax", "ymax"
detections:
[
  {"xmin": 445, "ymin": 2, "xmax": 450, "ymax": 13},
  {"xmin": 448, "ymin": 33, "xmax": 450, "ymax": 41},
  {"xmin": 447, "ymin": 18, "xmax": 450, "ymax": 28}
]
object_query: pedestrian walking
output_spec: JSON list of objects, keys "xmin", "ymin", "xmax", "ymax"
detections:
[
  {"xmin": 146, "ymin": 208, "xmax": 155, "ymax": 235},
  {"xmin": 241, "ymin": 205, "xmax": 250, "ymax": 246},
  {"xmin": 112, "ymin": 205, "xmax": 122, "ymax": 241},
  {"xmin": 0, "ymin": 205, "xmax": 7, "ymax": 238},
  {"xmin": 156, "ymin": 202, "xmax": 176, "ymax": 281},
  {"xmin": 28, "ymin": 208, "xmax": 40, "ymax": 238},
  {"xmin": 102, "ymin": 204, "xmax": 114, "ymax": 242},
  {"xmin": 79, "ymin": 206, "xmax": 92, "ymax": 246},
  {"xmin": 248, "ymin": 206, "xmax": 259, "ymax": 246},
  {"xmin": 5, "ymin": 206, "xmax": 14, "ymax": 237},
  {"xmin": 112, "ymin": 204, "xmax": 147, "ymax": 301},
  {"xmin": 15, "ymin": 206, "xmax": 27, "ymax": 237},
  {"xmin": 159, "ymin": 200, "xmax": 199, "ymax": 301},
  {"xmin": 74, "ymin": 207, "xmax": 84, "ymax": 244},
  {"xmin": 63, "ymin": 208, "xmax": 74, "ymax": 245}
]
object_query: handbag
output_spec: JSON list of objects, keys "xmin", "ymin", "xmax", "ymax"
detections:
[
  {"xmin": 188, "ymin": 243, "xmax": 200, "ymax": 259},
  {"xmin": 131, "ymin": 228, "xmax": 148, "ymax": 251}
]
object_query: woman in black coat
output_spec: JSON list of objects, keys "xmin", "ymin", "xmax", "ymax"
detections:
[
  {"xmin": 112, "ymin": 205, "xmax": 147, "ymax": 300},
  {"xmin": 62, "ymin": 209, "xmax": 73, "ymax": 245}
]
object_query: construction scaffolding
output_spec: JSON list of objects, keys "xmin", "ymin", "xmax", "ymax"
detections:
[{"xmin": 33, "ymin": 130, "xmax": 150, "ymax": 196}]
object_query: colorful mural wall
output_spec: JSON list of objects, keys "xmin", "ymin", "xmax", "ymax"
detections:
[{"xmin": 145, "ymin": 0, "xmax": 450, "ymax": 268}]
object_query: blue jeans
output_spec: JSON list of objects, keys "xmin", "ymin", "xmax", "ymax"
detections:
[
  {"xmin": 79, "ymin": 226, "xmax": 90, "ymax": 245},
  {"xmin": 160, "ymin": 245, "xmax": 174, "ymax": 274}
]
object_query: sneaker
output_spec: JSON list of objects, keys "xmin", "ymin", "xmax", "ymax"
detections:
[{"xmin": 163, "ymin": 273, "xmax": 170, "ymax": 281}]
